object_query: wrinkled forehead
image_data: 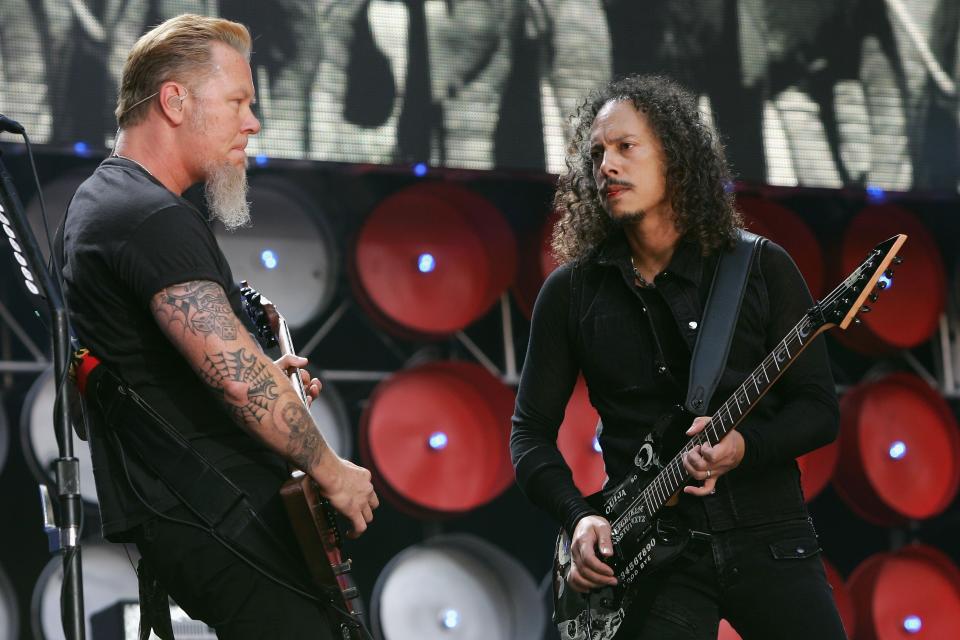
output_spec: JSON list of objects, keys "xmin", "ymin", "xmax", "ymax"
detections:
[
  {"xmin": 589, "ymin": 99, "xmax": 645, "ymax": 145},
  {"xmin": 194, "ymin": 41, "xmax": 255, "ymax": 96}
]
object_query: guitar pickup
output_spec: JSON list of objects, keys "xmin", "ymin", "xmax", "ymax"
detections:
[{"xmin": 331, "ymin": 561, "xmax": 352, "ymax": 576}]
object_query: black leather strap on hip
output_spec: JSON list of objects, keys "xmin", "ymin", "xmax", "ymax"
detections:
[{"xmin": 685, "ymin": 230, "xmax": 764, "ymax": 415}]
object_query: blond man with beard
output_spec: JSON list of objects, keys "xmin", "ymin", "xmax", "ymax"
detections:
[{"xmin": 59, "ymin": 14, "xmax": 377, "ymax": 639}]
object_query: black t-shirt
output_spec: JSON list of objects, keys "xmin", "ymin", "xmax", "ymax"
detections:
[{"xmin": 61, "ymin": 157, "xmax": 286, "ymax": 539}]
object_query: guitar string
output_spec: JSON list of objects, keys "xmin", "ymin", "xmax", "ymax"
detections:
[
  {"xmin": 622, "ymin": 256, "xmax": 878, "ymax": 525},
  {"xmin": 609, "ymin": 255, "xmax": 879, "ymax": 530}
]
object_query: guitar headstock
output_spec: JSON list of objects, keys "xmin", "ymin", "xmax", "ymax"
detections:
[
  {"xmin": 239, "ymin": 280, "xmax": 280, "ymax": 348},
  {"xmin": 816, "ymin": 234, "xmax": 907, "ymax": 332}
]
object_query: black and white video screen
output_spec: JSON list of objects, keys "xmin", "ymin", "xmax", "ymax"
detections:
[{"xmin": 0, "ymin": 0, "xmax": 957, "ymax": 190}]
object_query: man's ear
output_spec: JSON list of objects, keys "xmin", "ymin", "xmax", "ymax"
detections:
[{"xmin": 158, "ymin": 82, "xmax": 187, "ymax": 124}]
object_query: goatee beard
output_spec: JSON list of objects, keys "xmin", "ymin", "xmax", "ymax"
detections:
[
  {"xmin": 608, "ymin": 208, "xmax": 646, "ymax": 227},
  {"xmin": 204, "ymin": 161, "xmax": 251, "ymax": 230}
]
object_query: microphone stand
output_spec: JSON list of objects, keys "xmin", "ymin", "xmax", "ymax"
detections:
[{"xmin": 0, "ymin": 143, "xmax": 85, "ymax": 639}]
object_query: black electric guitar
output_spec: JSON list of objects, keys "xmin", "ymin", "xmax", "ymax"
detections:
[
  {"xmin": 240, "ymin": 282, "xmax": 367, "ymax": 640},
  {"xmin": 551, "ymin": 234, "xmax": 908, "ymax": 640}
]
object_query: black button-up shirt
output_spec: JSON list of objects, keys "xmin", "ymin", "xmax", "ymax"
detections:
[{"xmin": 510, "ymin": 229, "xmax": 839, "ymax": 535}]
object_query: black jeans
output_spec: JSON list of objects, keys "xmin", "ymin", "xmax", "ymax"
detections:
[
  {"xmin": 625, "ymin": 518, "xmax": 848, "ymax": 640},
  {"xmin": 134, "ymin": 502, "xmax": 339, "ymax": 639}
]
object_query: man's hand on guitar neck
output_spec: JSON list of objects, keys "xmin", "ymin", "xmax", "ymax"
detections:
[
  {"xmin": 682, "ymin": 416, "xmax": 746, "ymax": 496},
  {"xmin": 273, "ymin": 354, "xmax": 322, "ymax": 406},
  {"xmin": 568, "ymin": 515, "xmax": 619, "ymax": 592}
]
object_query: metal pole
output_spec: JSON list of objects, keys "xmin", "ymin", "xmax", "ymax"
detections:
[{"xmin": 0, "ymin": 147, "xmax": 85, "ymax": 639}]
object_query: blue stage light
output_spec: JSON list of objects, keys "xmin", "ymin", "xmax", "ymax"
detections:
[
  {"xmin": 417, "ymin": 253, "xmax": 436, "ymax": 273},
  {"xmin": 866, "ymin": 184, "xmax": 886, "ymax": 203},
  {"xmin": 255, "ymin": 154, "xmax": 268, "ymax": 167},
  {"xmin": 440, "ymin": 609, "xmax": 460, "ymax": 629},
  {"xmin": 414, "ymin": 163, "xmax": 428, "ymax": 177},
  {"xmin": 903, "ymin": 615, "xmax": 922, "ymax": 633},
  {"xmin": 260, "ymin": 249, "xmax": 278, "ymax": 270},
  {"xmin": 878, "ymin": 273, "xmax": 893, "ymax": 290},
  {"xmin": 889, "ymin": 440, "xmax": 907, "ymax": 460},
  {"xmin": 428, "ymin": 432, "xmax": 448, "ymax": 451},
  {"xmin": 73, "ymin": 142, "xmax": 89, "ymax": 156}
]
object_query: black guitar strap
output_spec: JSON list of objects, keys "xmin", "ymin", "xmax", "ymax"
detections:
[{"xmin": 685, "ymin": 230, "xmax": 764, "ymax": 416}]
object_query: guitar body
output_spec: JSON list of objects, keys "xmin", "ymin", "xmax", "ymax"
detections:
[
  {"xmin": 551, "ymin": 425, "xmax": 695, "ymax": 640},
  {"xmin": 280, "ymin": 473, "xmax": 365, "ymax": 639}
]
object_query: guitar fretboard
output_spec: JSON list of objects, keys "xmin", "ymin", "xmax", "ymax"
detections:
[{"xmin": 628, "ymin": 254, "xmax": 876, "ymax": 520}]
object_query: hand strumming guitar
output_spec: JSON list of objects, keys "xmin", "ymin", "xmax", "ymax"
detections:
[{"xmin": 567, "ymin": 514, "xmax": 619, "ymax": 593}]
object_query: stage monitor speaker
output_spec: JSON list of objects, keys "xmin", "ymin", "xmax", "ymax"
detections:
[{"xmin": 91, "ymin": 600, "xmax": 215, "ymax": 640}]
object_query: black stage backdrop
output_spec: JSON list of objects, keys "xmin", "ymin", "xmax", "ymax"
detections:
[{"xmin": 1, "ymin": 1, "xmax": 958, "ymax": 187}]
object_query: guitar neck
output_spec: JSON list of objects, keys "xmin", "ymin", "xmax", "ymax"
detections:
[
  {"xmin": 640, "ymin": 310, "xmax": 828, "ymax": 511},
  {"xmin": 277, "ymin": 315, "xmax": 310, "ymax": 407}
]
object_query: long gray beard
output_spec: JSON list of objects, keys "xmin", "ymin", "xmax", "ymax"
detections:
[{"xmin": 204, "ymin": 161, "xmax": 251, "ymax": 230}]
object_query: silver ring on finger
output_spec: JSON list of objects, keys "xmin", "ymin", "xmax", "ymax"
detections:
[{"xmin": 705, "ymin": 468, "xmax": 712, "ymax": 479}]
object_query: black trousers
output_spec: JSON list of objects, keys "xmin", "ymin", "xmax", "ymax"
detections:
[
  {"xmin": 624, "ymin": 518, "xmax": 848, "ymax": 640},
  {"xmin": 133, "ymin": 501, "xmax": 339, "ymax": 639}
]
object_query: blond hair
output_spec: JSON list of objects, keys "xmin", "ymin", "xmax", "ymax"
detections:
[{"xmin": 116, "ymin": 14, "xmax": 251, "ymax": 127}]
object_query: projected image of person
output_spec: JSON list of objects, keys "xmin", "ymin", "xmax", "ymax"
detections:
[
  {"xmin": 602, "ymin": 0, "xmax": 767, "ymax": 181},
  {"xmin": 495, "ymin": 0, "xmax": 612, "ymax": 173},
  {"xmin": 0, "ymin": 0, "xmax": 146, "ymax": 146},
  {"xmin": 0, "ymin": 0, "xmax": 53, "ymax": 139},
  {"xmin": 220, "ymin": 0, "xmax": 322, "ymax": 157}
]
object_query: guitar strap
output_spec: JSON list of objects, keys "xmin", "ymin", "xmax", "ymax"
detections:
[{"xmin": 685, "ymin": 230, "xmax": 764, "ymax": 416}]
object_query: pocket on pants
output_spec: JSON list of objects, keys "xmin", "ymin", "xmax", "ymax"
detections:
[
  {"xmin": 768, "ymin": 536, "xmax": 820, "ymax": 561},
  {"xmin": 762, "ymin": 518, "xmax": 821, "ymax": 561}
]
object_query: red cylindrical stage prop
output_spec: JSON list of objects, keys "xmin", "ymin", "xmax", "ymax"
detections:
[
  {"xmin": 848, "ymin": 544, "xmax": 960, "ymax": 639},
  {"xmin": 352, "ymin": 182, "xmax": 516, "ymax": 338},
  {"xmin": 360, "ymin": 361, "xmax": 515, "ymax": 517},
  {"xmin": 556, "ymin": 377, "xmax": 605, "ymax": 495},
  {"xmin": 738, "ymin": 196, "xmax": 825, "ymax": 299},
  {"xmin": 833, "ymin": 373, "xmax": 960, "ymax": 526},
  {"xmin": 514, "ymin": 210, "xmax": 560, "ymax": 319},
  {"xmin": 797, "ymin": 439, "xmax": 839, "ymax": 502},
  {"xmin": 717, "ymin": 557, "xmax": 856, "ymax": 639},
  {"xmin": 824, "ymin": 557, "xmax": 858, "ymax": 639},
  {"xmin": 834, "ymin": 205, "xmax": 945, "ymax": 354}
]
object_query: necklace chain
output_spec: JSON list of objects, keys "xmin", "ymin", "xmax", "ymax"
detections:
[
  {"xmin": 113, "ymin": 153, "xmax": 156, "ymax": 180},
  {"xmin": 630, "ymin": 255, "xmax": 656, "ymax": 288}
]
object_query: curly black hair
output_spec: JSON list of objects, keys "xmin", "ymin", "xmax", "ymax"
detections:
[{"xmin": 551, "ymin": 74, "xmax": 741, "ymax": 263}]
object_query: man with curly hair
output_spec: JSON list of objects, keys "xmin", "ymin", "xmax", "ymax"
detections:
[{"xmin": 510, "ymin": 75, "xmax": 846, "ymax": 638}]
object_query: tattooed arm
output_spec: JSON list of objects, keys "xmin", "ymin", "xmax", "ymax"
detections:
[{"xmin": 150, "ymin": 280, "xmax": 378, "ymax": 536}]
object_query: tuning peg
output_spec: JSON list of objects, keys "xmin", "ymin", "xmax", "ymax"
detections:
[
  {"xmin": 884, "ymin": 269, "xmax": 895, "ymax": 278},
  {"xmin": 892, "ymin": 256, "xmax": 903, "ymax": 265},
  {"xmin": 869, "ymin": 293, "xmax": 879, "ymax": 303},
  {"xmin": 877, "ymin": 280, "xmax": 888, "ymax": 290},
  {"xmin": 860, "ymin": 305, "xmax": 871, "ymax": 313},
  {"xmin": 854, "ymin": 317, "xmax": 862, "ymax": 325}
]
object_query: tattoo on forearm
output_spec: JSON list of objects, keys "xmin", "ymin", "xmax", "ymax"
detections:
[
  {"xmin": 156, "ymin": 281, "xmax": 238, "ymax": 340},
  {"xmin": 201, "ymin": 347, "xmax": 279, "ymax": 423},
  {"xmin": 281, "ymin": 401, "xmax": 325, "ymax": 471}
]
